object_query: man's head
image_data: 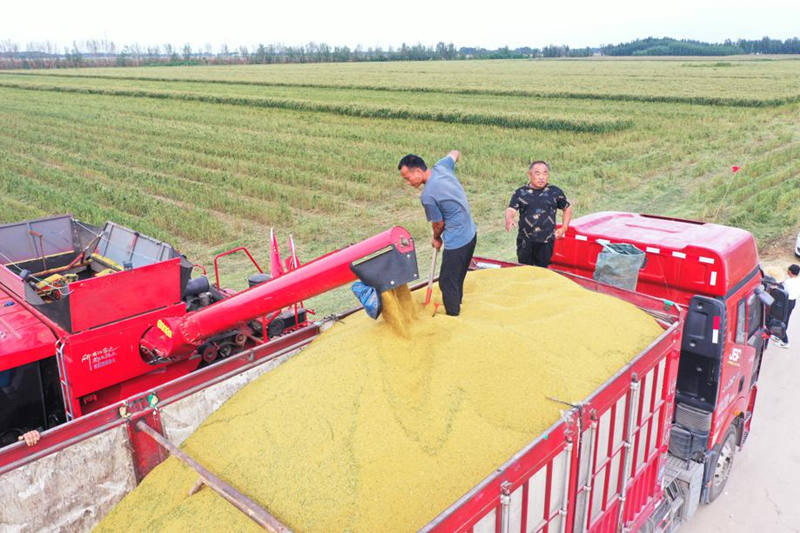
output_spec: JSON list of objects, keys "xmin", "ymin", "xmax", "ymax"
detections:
[
  {"xmin": 528, "ymin": 160, "xmax": 550, "ymax": 189},
  {"xmin": 398, "ymin": 154, "xmax": 429, "ymax": 188},
  {"xmin": 789, "ymin": 264, "xmax": 800, "ymax": 277}
]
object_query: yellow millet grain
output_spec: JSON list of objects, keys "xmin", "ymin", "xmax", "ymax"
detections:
[{"xmin": 96, "ymin": 266, "xmax": 664, "ymax": 532}]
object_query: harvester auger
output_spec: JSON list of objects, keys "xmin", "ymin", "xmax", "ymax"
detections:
[{"xmin": 139, "ymin": 226, "xmax": 419, "ymax": 363}]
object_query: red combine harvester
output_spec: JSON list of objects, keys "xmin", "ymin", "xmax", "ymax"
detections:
[
  {"xmin": 0, "ymin": 215, "xmax": 418, "ymax": 448},
  {"xmin": 0, "ymin": 212, "xmax": 789, "ymax": 532}
]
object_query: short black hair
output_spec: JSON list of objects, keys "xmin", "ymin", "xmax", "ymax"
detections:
[
  {"xmin": 529, "ymin": 160, "xmax": 550, "ymax": 171},
  {"xmin": 398, "ymin": 154, "xmax": 427, "ymax": 171},
  {"xmin": 789, "ymin": 264, "xmax": 800, "ymax": 276}
]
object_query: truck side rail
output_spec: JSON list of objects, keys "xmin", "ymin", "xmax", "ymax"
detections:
[{"xmin": 0, "ymin": 323, "xmax": 321, "ymax": 476}]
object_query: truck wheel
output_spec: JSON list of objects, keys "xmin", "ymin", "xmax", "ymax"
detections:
[{"xmin": 707, "ymin": 426, "xmax": 736, "ymax": 502}]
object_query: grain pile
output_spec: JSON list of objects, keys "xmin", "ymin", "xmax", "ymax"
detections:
[{"xmin": 96, "ymin": 266, "xmax": 663, "ymax": 532}]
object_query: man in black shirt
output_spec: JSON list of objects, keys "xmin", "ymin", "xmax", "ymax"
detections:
[{"xmin": 505, "ymin": 161, "xmax": 572, "ymax": 267}]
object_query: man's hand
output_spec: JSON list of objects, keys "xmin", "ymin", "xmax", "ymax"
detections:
[
  {"xmin": 431, "ymin": 221, "xmax": 444, "ymax": 250},
  {"xmin": 505, "ymin": 207, "xmax": 517, "ymax": 232},
  {"xmin": 19, "ymin": 430, "xmax": 41, "ymax": 447},
  {"xmin": 448, "ymin": 150, "xmax": 461, "ymax": 163},
  {"xmin": 558, "ymin": 206, "xmax": 573, "ymax": 239}
]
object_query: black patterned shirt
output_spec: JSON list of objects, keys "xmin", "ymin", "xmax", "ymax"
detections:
[{"xmin": 508, "ymin": 184, "xmax": 570, "ymax": 244}]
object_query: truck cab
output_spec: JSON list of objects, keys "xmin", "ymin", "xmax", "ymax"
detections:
[{"xmin": 551, "ymin": 212, "xmax": 771, "ymax": 505}]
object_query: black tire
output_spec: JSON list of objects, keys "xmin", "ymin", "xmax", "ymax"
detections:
[{"xmin": 707, "ymin": 426, "xmax": 737, "ymax": 503}]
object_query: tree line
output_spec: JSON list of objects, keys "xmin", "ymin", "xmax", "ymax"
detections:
[
  {"xmin": 0, "ymin": 36, "xmax": 797, "ymax": 69},
  {"xmin": 601, "ymin": 37, "xmax": 800, "ymax": 56}
]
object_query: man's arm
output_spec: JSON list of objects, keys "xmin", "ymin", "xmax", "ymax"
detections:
[
  {"xmin": 555, "ymin": 205, "xmax": 573, "ymax": 238},
  {"xmin": 431, "ymin": 221, "xmax": 445, "ymax": 250},
  {"xmin": 505, "ymin": 207, "xmax": 518, "ymax": 232},
  {"xmin": 447, "ymin": 150, "xmax": 460, "ymax": 163}
]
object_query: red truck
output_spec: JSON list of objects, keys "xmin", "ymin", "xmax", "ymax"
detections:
[
  {"xmin": 424, "ymin": 212, "xmax": 786, "ymax": 533},
  {"xmin": 0, "ymin": 212, "xmax": 786, "ymax": 532}
]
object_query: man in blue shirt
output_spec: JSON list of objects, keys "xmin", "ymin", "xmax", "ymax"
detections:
[{"xmin": 398, "ymin": 151, "xmax": 477, "ymax": 316}]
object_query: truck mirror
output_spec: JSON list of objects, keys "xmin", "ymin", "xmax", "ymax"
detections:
[
  {"xmin": 754, "ymin": 286, "xmax": 774, "ymax": 307},
  {"xmin": 763, "ymin": 285, "xmax": 789, "ymax": 339}
]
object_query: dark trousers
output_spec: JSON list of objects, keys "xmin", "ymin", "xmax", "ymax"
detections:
[
  {"xmin": 440, "ymin": 234, "xmax": 477, "ymax": 316},
  {"xmin": 517, "ymin": 239, "xmax": 554, "ymax": 268},
  {"xmin": 779, "ymin": 299, "xmax": 796, "ymax": 342}
]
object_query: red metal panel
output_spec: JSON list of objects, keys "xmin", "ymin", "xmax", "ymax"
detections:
[
  {"xmin": 127, "ymin": 410, "xmax": 169, "ymax": 482},
  {"xmin": 422, "ymin": 413, "xmax": 579, "ymax": 533},
  {"xmin": 428, "ymin": 259, "xmax": 683, "ymax": 533},
  {"xmin": 63, "ymin": 302, "xmax": 189, "ymax": 398},
  {"xmin": 0, "ymin": 265, "xmax": 26, "ymax": 298},
  {"xmin": 68, "ymin": 258, "xmax": 182, "ymax": 331},
  {"xmin": 581, "ymin": 320, "xmax": 681, "ymax": 532},
  {"xmin": 710, "ymin": 283, "xmax": 759, "ymax": 450},
  {"xmin": 0, "ymin": 288, "xmax": 57, "ymax": 370},
  {"xmin": 551, "ymin": 212, "xmax": 760, "ymax": 302}
]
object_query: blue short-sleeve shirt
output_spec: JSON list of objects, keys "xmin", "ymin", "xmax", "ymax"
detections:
[{"xmin": 420, "ymin": 156, "xmax": 477, "ymax": 250}]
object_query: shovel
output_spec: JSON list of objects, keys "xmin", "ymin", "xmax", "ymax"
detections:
[{"xmin": 424, "ymin": 247, "xmax": 439, "ymax": 306}]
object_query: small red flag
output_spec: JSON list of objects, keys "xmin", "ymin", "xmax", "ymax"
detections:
[
  {"xmin": 269, "ymin": 228, "xmax": 285, "ymax": 278},
  {"xmin": 732, "ymin": 166, "xmax": 741, "ymax": 173}
]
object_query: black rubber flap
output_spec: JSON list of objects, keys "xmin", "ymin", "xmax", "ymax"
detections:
[{"xmin": 350, "ymin": 246, "xmax": 419, "ymax": 293}]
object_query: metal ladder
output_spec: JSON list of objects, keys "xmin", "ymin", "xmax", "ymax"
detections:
[{"xmin": 55, "ymin": 338, "xmax": 74, "ymax": 421}]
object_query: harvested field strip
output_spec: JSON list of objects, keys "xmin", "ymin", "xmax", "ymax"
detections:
[
  {"xmin": 0, "ymin": 81, "xmax": 632, "ymax": 133},
  {"xmin": 5, "ymin": 70, "xmax": 798, "ymax": 107},
  {"xmin": 0, "ymin": 128, "xmax": 363, "ymax": 245},
  {"xmin": 1, "ymin": 120, "xmax": 359, "ymax": 217},
  {"xmin": 0, "ymin": 139, "xmax": 232, "ymax": 244},
  {"xmin": 0, "ymin": 119, "xmax": 383, "ymax": 252},
  {"xmin": 0, "ymin": 105, "xmax": 394, "ymax": 209},
  {"xmin": 0, "ymin": 78, "xmax": 796, "ymax": 269},
  {"xmin": 0, "ymin": 189, "xmax": 46, "ymax": 222},
  {"xmin": 695, "ymin": 142, "xmax": 800, "ymax": 241},
  {"xmin": 0, "ymin": 73, "xmax": 632, "ymax": 124},
  {"xmin": 0, "ymin": 130, "xmax": 297, "ymax": 227}
]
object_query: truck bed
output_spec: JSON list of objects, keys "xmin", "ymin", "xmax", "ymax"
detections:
[{"xmin": 423, "ymin": 264, "xmax": 682, "ymax": 533}]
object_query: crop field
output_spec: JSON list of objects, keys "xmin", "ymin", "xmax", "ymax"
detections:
[{"xmin": 1, "ymin": 58, "xmax": 799, "ymax": 311}]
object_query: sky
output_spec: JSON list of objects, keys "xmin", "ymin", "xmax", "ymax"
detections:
[{"xmin": 1, "ymin": 0, "xmax": 799, "ymax": 51}]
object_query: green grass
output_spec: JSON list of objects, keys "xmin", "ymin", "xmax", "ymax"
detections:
[
  {"xmin": 1, "ymin": 58, "xmax": 799, "ymax": 314},
  {"xmin": 0, "ymin": 76, "xmax": 632, "ymax": 132},
  {"xmin": 9, "ymin": 57, "xmax": 800, "ymax": 101}
]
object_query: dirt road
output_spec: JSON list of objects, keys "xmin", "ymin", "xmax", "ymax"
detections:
[{"xmin": 681, "ymin": 303, "xmax": 800, "ymax": 532}]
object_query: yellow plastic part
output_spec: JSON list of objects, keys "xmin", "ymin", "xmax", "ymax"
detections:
[{"xmin": 90, "ymin": 253, "xmax": 124, "ymax": 271}]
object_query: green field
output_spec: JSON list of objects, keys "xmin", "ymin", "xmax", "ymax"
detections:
[{"xmin": 1, "ymin": 58, "xmax": 799, "ymax": 311}]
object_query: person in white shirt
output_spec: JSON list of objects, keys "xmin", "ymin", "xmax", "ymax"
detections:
[{"xmin": 776, "ymin": 264, "xmax": 800, "ymax": 348}]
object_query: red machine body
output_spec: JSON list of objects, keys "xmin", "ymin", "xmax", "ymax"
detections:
[
  {"xmin": 0, "ymin": 216, "xmax": 417, "ymax": 445},
  {"xmin": 140, "ymin": 226, "xmax": 416, "ymax": 362}
]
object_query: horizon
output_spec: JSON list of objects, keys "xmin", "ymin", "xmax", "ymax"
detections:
[
  {"xmin": 2, "ymin": 0, "xmax": 799, "ymax": 52},
  {"xmin": 2, "ymin": 35, "xmax": 798, "ymax": 56}
]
